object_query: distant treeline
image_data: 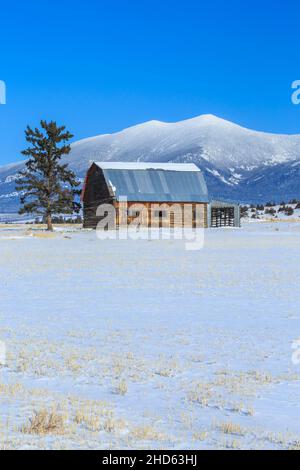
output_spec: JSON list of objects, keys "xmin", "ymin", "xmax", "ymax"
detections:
[
  {"xmin": 241, "ymin": 199, "xmax": 300, "ymax": 218},
  {"xmin": 26, "ymin": 215, "xmax": 83, "ymax": 225}
]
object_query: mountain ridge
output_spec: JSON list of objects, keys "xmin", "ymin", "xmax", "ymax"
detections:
[{"xmin": 1, "ymin": 114, "xmax": 300, "ymax": 214}]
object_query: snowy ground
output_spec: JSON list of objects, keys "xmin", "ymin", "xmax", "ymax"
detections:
[
  {"xmin": 243, "ymin": 203, "xmax": 300, "ymax": 221},
  {"xmin": 1, "ymin": 221, "xmax": 300, "ymax": 450}
]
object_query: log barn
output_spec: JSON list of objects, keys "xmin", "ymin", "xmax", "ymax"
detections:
[{"xmin": 82, "ymin": 162, "xmax": 209, "ymax": 229}]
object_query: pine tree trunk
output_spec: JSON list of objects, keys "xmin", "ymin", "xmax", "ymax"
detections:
[{"xmin": 46, "ymin": 214, "xmax": 53, "ymax": 231}]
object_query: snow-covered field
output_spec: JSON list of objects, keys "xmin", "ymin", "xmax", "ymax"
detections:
[{"xmin": 1, "ymin": 221, "xmax": 300, "ymax": 450}]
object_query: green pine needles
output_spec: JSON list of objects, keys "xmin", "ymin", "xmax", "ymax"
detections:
[{"xmin": 16, "ymin": 120, "xmax": 81, "ymax": 230}]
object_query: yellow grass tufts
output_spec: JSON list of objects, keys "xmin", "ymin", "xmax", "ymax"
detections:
[{"xmin": 21, "ymin": 409, "xmax": 66, "ymax": 435}]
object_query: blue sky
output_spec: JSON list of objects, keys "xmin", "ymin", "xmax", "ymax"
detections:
[{"xmin": 0, "ymin": 0, "xmax": 300, "ymax": 165}]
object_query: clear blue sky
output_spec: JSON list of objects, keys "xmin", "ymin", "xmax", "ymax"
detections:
[{"xmin": 0, "ymin": 0, "xmax": 300, "ymax": 165}]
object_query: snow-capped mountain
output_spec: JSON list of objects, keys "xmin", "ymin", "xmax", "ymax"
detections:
[{"xmin": 1, "ymin": 114, "xmax": 300, "ymax": 214}]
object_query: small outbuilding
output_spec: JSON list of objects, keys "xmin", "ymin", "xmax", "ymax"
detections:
[
  {"xmin": 208, "ymin": 200, "xmax": 241, "ymax": 228},
  {"xmin": 82, "ymin": 162, "xmax": 209, "ymax": 229}
]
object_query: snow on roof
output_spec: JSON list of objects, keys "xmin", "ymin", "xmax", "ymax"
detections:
[
  {"xmin": 90, "ymin": 161, "xmax": 208, "ymax": 203},
  {"xmin": 94, "ymin": 162, "xmax": 201, "ymax": 172}
]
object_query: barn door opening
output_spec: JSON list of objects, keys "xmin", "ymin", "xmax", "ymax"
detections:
[
  {"xmin": 154, "ymin": 210, "xmax": 167, "ymax": 228},
  {"xmin": 158, "ymin": 210, "xmax": 165, "ymax": 228},
  {"xmin": 211, "ymin": 207, "xmax": 234, "ymax": 227}
]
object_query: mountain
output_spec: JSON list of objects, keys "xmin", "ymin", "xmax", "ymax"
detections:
[{"xmin": 1, "ymin": 114, "xmax": 300, "ymax": 215}]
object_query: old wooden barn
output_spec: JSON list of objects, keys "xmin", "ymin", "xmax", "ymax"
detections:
[
  {"xmin": 82, "ymin": 162, "xmax": 210, "ymax": 229},
  {"xmin": 82, "ymin": 162, "xmax": 241, "ymax": 229}
]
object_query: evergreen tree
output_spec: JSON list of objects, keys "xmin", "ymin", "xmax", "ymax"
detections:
[{"xmin": 16, "ymin": 121, "xmax": 81, "ymax": 230}]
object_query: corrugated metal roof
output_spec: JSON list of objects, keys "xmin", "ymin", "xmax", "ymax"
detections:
[
  {"xmin": 94, "ymin": 162, "xmax": 208, "ymax": 203},
  {"xmin": 94, "ymin": 162, "xmax": 201, "ymax": 172}
]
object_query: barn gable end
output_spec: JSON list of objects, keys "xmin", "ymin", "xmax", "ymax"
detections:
[{"xmin": 82, "ymin": 163, "xmax": 115, "ymax": 228}]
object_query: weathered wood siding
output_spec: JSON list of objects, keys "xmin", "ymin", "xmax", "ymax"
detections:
[
  {"xmin": 115, "ymin": 201, "xmax": 207, "ymax": 229},
  {"xmin": 82, "ymin": 164, "xmax": 115, "ymax": 229}
]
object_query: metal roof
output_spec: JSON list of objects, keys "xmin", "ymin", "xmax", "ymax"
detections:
[
  {"xmin": 210, "ymin": 200, "xmax": 240, "ymax": 208},
  {"xmin": 93, "ymin": 162, "xmax": 208, "ymax": 203},
  {"xmin": 94, "ymin": 162, "xmax": 201, "ymax": 172}
]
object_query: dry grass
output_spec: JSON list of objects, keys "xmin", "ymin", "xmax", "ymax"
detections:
[
  {"xmin": 222, "ymin": 438, "xmax": 242, "ymax": 450},
  {"xmin": 114, "ymin": 379, "xmax": 128, "ymax": 396},
  {"xmin": 186, "ymin": 368, "xmax": 299, "ymax": 418},
  {"xmin": 130, "ymin": 425, "xmax": 168, "ymax": 442},
  {"xmin": 217, "ymin": 421, "xmax": 245, "ymax": 436},
  {"xmin": 26, "ymin": 231, "xmax": 57, "ymax": 239},
  {"xmin": 193, "ymin": 431, "xmax": 209, "ymax": 441},
  {"xmin": 74, "ymin": 410, "xmax": 101, "ymax": 432},
  {"xmin": 0, "ymin": 223, "xmax": 81, "ymax": 230},
  {"xmin": 21, "ymin": 409, "xmax": 66, "ymax": 435}
]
